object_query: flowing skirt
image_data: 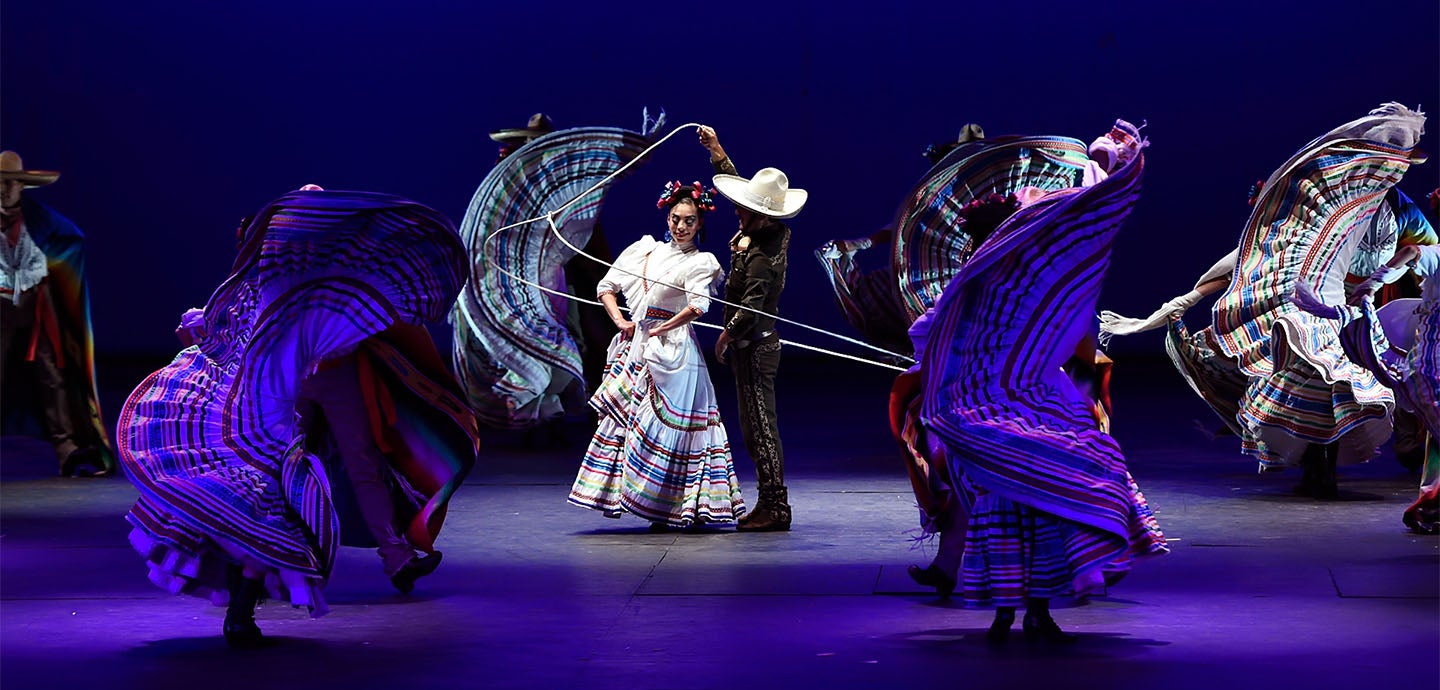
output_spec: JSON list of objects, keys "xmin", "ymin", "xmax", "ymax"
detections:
[{"xmin": 570, "ymin": 325, "xmax": 745, "ymax": 526}]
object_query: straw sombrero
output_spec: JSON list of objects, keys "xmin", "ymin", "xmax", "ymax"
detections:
[
  {"xmin": 0, "ymin": 151, "xmax": 59, "ymax": 187},
  {"xmin": 713, "ymin": 167, "xmax": 807, "ymax": 219},
  {"xmin": 490, "ymin": 113, "xmax": 556, "ymax": 143}
]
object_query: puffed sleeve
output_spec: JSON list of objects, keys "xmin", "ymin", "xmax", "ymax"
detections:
[
  {"xmin": 597, "ymin": 235, "xmax": 658, "ymax": 298},
  {"xmin": 682, "ymin": 253, "xmax": 723, "ymax": 314},
  {"xmin": 1080, "ymin": 160, "xmax": 1109, "ymax": 188}
]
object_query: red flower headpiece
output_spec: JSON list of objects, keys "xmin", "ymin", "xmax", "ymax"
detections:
[{"xmin": 657, "ymin": 180, "xmax": 717, "ymax": 213}]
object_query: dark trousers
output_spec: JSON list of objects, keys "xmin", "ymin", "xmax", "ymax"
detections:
[
  {"xmin": 0, "ymin": 292, "xmax": 78, "ymax": 465},
  {"xmin": 732, "ymin": 338, "xmax": 788, "ymax": 513},
  {"xmin": 298, "ymin": 356, "xmax": 415, "ymax": 575}
]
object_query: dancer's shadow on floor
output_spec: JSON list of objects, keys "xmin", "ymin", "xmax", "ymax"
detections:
[
  {"xmin": 125, "ymin": 635, "xmax": 327, "ymax": 658},
  {"xmin": 909, "ymin": 596, "xmax": 1098, "ymax": 611},
  {"xmin": 324, "ymin": 591, "xmax": 448, "ymax": 606},
  {"xmin": 571, "ymin": 525, "xmax": 738, "ymax": 536},
  {"xmin": 1159, "ymin": 469, "xmax": 1396, "ymax": 503},
  {"xmin": 891, "ymin": 627, "xmax": 1170, "ymax": 659},
  {"xmin": 1237, "ymin": 487, "xmax": 1388, "ymax": 503},
  {"xmin": 122, "ymin": 637, "xmax": 423, "ymax": 687}
]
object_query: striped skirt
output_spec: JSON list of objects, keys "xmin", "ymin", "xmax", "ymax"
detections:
[
  {"xmin": 1239, "ymin": 312, "xmax": 1394, "ymax": 468},
  {"xmin": 960, "ymin": 486, "xmax": 1074, "ymax": 606},
  {"xmin": 117, "ymin": 190, "xmax": 468, "ymax": 615},
  {"xmin": 959, "ymin": 471, "xmax": 1160, "ymax": 606},
  {"xmin": 569, "ymin": 324, "xmax": 745, "ymax": 526}
]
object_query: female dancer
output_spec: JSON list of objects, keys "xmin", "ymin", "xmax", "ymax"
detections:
[
  {"xmin": 568, "ymin": 181, "xmax": 745, "ymax": 529},
  {"xmin": 921, "ymin": 121, "xmax": 1167, "ymax": 641},
  {"xmin": 120, "ymin": 188, "xmax": 474, "ymax": 646}
]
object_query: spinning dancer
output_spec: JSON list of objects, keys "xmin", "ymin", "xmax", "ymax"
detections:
[
  {"xmin": 920, "ymin": 120, "xmax": 1166, "ymax": 642},
  {"xmin": 1101, "ymin": 104, "xmax": 1427, "ymax": 498},
  {"xmin": 120, "ymin": 188, "xmax": 475, "ymax": 647}
]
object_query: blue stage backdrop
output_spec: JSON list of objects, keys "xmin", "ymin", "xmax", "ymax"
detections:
[{"xmin": 4, "ymin": 0, "xmax": 1437, "ymax": 359}]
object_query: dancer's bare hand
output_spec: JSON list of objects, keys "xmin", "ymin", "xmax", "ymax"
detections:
[
  {"xmin": 715, "ymin": 330, "xmax": 732, "ymax": 364},
  {"xmin": 698, "ymin": 126, "xmax": 724, "ymax": 158},
  {"xmin": 175, "ymin": 326, "xmax": 200, "ymax": 348},
  {"xmin": 698, "ymin": 126, "xmax": 717, "ymax": 149},
  {"xmin": 616, "ymin": 319, "xmax": 637, "ymax": 339}
]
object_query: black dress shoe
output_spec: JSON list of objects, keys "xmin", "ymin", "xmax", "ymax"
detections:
[
  {"xmin": 987, "ymin": 609, "xmax": 1016, "ymax": 644},
  {"xmin": 391, "ymin": 552, "xmax": 443, "ymax": 594},
  {"xmin": 1022, "ymin": 612, "xmax": 1078, "ymax": 644},
  {"xmin": 60, "ymin": 447, "xmax": 109, "ymax": 478},
  {"xmin": 906, "ymin": 564, "xmax": 956, "ymax": 597}
]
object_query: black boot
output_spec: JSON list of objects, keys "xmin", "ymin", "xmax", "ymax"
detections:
[
  {"xmin": 1022, "ymin": 598, "xmax": 1077, "ymax": 644},
  {"xmin": 1294, "ymin": 444, "xmax": 1324, "ymax": 496},
  {"xmin": 1313, "ymin": 443, "xmax": 1339, "ymax": 500},
  {"xmin": 906, "ymin": 563, "xmax": 956, "ymax": 597},
  {"xmin": 391, "ymin": 552, "xmax": 444, "ymax": 594},
  {"xmin": 736, "ymin": 502, "xmax": 791, "ymax": 532},
  {"xmin": 987, "ymin": 607, "xmax": 1016, "ymax": 644},
  {"xmin": 223, "ymin": 565, "xmax": 265, "ymax": 648},
  {"xmin": 737, "ymin": 487, "xmax": 792, "ymax": 532}
]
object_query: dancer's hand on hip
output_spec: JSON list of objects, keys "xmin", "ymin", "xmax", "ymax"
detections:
[{"xmin": 616, "ymin": 319, "xmax": 636, "ymax": 340}]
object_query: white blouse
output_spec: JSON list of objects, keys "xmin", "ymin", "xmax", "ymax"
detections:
[{"xmin": 597, "ymin": 235, "xmax": 722, "ymax": 318}]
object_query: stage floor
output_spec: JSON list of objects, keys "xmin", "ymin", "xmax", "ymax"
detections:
[{"xmin": 2, "ymin": 356, "xmax": 1436, "ymax": 689}]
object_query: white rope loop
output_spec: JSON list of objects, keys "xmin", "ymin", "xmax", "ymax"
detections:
[{"xmin": 472, "ymin": 122, "xmax": 914, "ymax": 373}]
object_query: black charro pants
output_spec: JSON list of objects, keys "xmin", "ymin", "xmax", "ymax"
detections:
[{"xmin": 732, "ymin": 337, "xmax": 788, "ymax": 514}]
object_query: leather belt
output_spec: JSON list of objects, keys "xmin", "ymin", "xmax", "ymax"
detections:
[{"xmin": 735, "ymin": 329, "xmax": 777, "ymax": 350}]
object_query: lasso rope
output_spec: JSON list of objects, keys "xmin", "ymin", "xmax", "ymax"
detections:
[{"xmin": 465, "ymin": 121, "xmax": 915, "ymax": 373}]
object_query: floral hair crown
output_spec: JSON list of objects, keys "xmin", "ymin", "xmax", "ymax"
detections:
[
  {"xmin": 657, "ymin": 180, "xmax": 717, "ymax": 213},
  {"xmin": 957, "ymin": 192, "xmax": 1020, "ymax": 223}
]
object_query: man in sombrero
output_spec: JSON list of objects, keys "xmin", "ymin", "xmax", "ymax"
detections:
[
  {"xmin": 698, "ymin": 126, "xmax": 807, "ymax": 532},
  {"xmin": 0, "ymin": 150, "xmax": 112, "ymax": 476},
  {"xmin": 922, "ymin": 122, "xmax": 986, "ymax": 165},
  {"xmin": 491, "ymin": 112, "xmax": 556, "ymax": 163}
]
